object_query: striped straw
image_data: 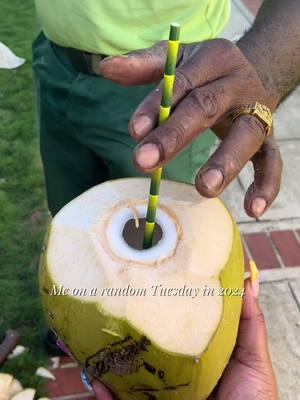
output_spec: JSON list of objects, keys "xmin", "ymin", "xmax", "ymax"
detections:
[{"xmin": 143, "ymin": 23, "xmax": 180, "ymax": 249}]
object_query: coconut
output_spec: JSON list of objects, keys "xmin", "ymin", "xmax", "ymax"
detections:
[
  {"xmin": 39, "ymin": 178, "xmax": 244, "ymax": 400},
  {"xmin": 0, "ymin": 374, "xmax": 23, "ymax": 400}
]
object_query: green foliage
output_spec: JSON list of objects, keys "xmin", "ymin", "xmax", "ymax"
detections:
[{"xmin": 0, "ymin": 0, "xmax": 48, "ymax": 393}]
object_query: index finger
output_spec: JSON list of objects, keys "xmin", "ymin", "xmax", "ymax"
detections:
[
  {"xmin": 130, "ymin": 39, "xmax": 240, "ymax": 139},
  {"xmin": 133, "ymin": 76, "xmax": 246, "ymax": 171}
]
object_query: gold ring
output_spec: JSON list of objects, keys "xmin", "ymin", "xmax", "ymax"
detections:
[{"xmin": 231, "ymin": 102, "xmax": 273, "ymax": 136}]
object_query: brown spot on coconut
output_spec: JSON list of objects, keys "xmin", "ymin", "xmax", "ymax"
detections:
[{"xmin": 39, "ymin": 178, "xmax": 244, "ymax": 400}]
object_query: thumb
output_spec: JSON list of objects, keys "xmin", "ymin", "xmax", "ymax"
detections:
[
  {"xmin": 98, "ymin": 41, "xmax": 169, "ymax": 85},
  {"xmin": 92, "ymin": 381, "xmax": 115, "ymax": 400},
  {"xmin": 235, "ymin": 272, "xmax": 271, "ymax": 366}
]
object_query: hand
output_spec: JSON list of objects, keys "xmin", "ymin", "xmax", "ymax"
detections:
[
  {"xmin": 207, "ymin": 278, "xmax": 278, "ymax": 400},
  {"xmin": 92, "ymin": 381, "xmax": 114, "ymax": 400},
  {"xmin": 98, "ymin": 39, "xmax": 283, "ymax": 218},
  {"xmin": 90, "ymin": 278, "xmax": 279, "ymax": 400}
]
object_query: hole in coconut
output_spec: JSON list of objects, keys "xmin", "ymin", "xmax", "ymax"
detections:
[
  {"xmin": 107, "ymin": 205, "xmax": 177, "ymax": 262},
  {"xmin": 122, "ymin": 218, "xmax": 163, "ymax": 250}
]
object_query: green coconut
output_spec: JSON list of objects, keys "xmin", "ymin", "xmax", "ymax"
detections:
[{"xmin": 39, "ymin": 178, "xmax": 244, "ymax": 400}]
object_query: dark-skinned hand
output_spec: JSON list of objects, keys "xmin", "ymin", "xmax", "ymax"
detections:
[{"xmin": 98, "ymin": 39, "xmax": 283, "ymax": 219}]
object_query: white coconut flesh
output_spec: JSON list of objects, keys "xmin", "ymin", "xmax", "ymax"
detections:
[{"xmin": 47, "ymin": 178, "xmax": 234, "ymax": 357}]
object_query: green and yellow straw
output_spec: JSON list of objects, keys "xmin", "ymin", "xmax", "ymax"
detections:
[{"xmin": 143, "ymin": 23, "xmax": 180, "ymax": 249}]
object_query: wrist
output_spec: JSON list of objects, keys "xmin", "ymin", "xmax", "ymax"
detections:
[{"xmin": 237, "ymin": 34, "xmax": 281, "ymax": 110}]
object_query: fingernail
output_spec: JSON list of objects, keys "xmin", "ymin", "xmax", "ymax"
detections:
[
  {"xmin": 133, "ymin": 115, "xmax": 153, "ymax": 137},
  {"xmin": 201, "ymin": 169, "xmax": 224, "ymax": 193},
  {"xmin": 56, "ymin": 339, "xmax": 70, "ymax": 355},
  {"xmin": 249, "ymin": 260, "xmax": 259, "ymax": 298},
  {"xmin": 251, "ymin": 197, "xmax": 267, "ymax": 218},
  {"xmin": 99, "ymin": 54, "xmax": 128, "ymax": 66},
  {"xmin": 135, "ymin": 143, "xmax": 160, "ymax": 169},
  {"xmin": 81, "ymin": 369, "xmax": 93, "ymax": 392},
  {"xmin": 98, "ymin": 55, "xmax": 128, "ymax": 75}
]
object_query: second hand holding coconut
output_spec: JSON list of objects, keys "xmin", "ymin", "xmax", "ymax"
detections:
[{"xmin": 143, "ymin": 23, "xmax": 180, "ymax": 249}]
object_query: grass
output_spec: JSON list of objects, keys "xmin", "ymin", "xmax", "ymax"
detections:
[{"xmin": 0, "ymin": 0, "xmax": 49, "ymax": 394}]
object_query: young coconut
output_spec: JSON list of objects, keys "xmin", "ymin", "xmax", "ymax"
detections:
[
  {"xmin": 40, "ymin": 178, "xmax": 244, "ymax": 400},
  {"xmin": 10, "ymin": 389, "xmax": 35, "ymax": 400},
  {"xmin": 0, "ymin": 373, "xmax": 23, "ymax": 400}
]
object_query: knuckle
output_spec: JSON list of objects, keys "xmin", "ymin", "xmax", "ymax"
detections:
[
  {"xmin": 241, "ymin": 74, "xmax": 262, "ymax": 95},
  {"xmin": 254, "ymin": 141, "xmax": 283, "ymax": 186},
  {"xmin": 189, "ymin": 88, "xmax": 219, "ymax": 123},
  {"xmin": 246, "ymin": 72, "xmax": 262, "ymax": 89},
  {"xmin": 214, "ymin": 38, "xmax": 236, "ymax": 55},
  {"xmin": 256, "ymin": 310, "xmax": 266, "ymax": 326},
  {"xmin": 254, "ymin": 141, "xmax": 280, "ymax": 162},
  {"xmin": 174, "ymin": 69, "xmax": 195, "ymax": 93},
  {"xmin": 231, "ymin": 72, "xmax": 264, "ymax": 102},
  {"xmin": 141, "ymin": 40, "xmax": 167, "ymax": 60},
  {"xmin": 265, "ymin": 141, "xmax": 283, "ymax": 163},
  {"xmin": 225, "ymin": 147, "xmax": 243, "ymax": 173},
  {"xmin": 212, "ymin": 38, "xmax": 239, "ymax": 63},
  {"xmin": 233, "ymin": 343, "xmax": 264, "ymax": 370},
  {"xmin": 239, "ymin": 115, "xmax": 266, "ymax": 143},
  {"xmin": 160, "ymin": 123, "xmax": 187, "ymax": 155},
  {"xmin": 172, "ymin": 122, "xmax": 188, "ymax": 150}
]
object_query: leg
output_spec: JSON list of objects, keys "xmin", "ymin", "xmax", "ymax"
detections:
[
  {"xmin": 32, "ymin": 33, "xmax": 110, "ymax": 215},
  {"xmin": 39, "ymin": 109, "xmax": 109, "ymax": 216}
]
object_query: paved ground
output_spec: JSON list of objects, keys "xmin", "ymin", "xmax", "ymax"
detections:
[
  {"xmin": 221, "ymin": 0, "xmax": 300, "ymax": 233},
  {"xmin": 45, "ymin": 1, "xmax": 300, "ymax": 399},
  {"xmin": 260, "ymin": 278, "xmax": 300, "ymax": 400},
  {"xmin": 222, "ymin": 2, "xmax": 300, "ymax": 399}
]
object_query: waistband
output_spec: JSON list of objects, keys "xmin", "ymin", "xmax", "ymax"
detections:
[{"xmin": 51, "ymin": 42, "xmax": 107, "ymax": 75}]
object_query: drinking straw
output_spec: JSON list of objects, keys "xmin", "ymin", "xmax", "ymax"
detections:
[{"xmin": 143, "ymin": 23, "xmax": 180, "ymax": 249}]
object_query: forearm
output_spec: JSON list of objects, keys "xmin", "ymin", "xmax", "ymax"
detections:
[{"xmin": 237, "ymin": 0, "xmax": 300, "ymax": 109}]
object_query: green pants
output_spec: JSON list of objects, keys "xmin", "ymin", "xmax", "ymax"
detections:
[{"xmin": 32, "ymin": 32, "xmax": 215, "ymax": 215}]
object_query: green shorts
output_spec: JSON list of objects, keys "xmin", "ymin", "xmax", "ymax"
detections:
[{"xmin": 32, "ymin": 32, "xmax": 215, "ymax": 215}]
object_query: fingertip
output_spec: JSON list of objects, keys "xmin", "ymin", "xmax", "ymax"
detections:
[
  {"xmin": 251, "ymin": 197, "xmax": 267, "ymax": 218},
  {"xmin": 241, "ymin": 276, "xmax": 260, "ymax": 320},
  {"xmin": 98, "ymin": 55, "xmax": 126, "ymax": 76},
  {"xmin": 92, "ymin": 381, "xmax": 114, "ymax": 400},
  {"xmin": 56, "ymin": 338, "xmax": 70, "ymax": 355},
  {"xmin": 195, "ymin": 168, "xmax": 224, "ymax": 197},
  {"xmin": 99, "ymin": 55, "xmax": 128, "ymax": 66},
  {"xmin": 244, "ymin": 185, "xmax": 269, "ymax": 219},
  {"xmin": 245, "ymin": 140, "xmax": 282, "ymax": 219},
  {"xmin": 134, "ymin": 142, "xmax": 161, "ymax": 170},
  {"xmin": 237, "ymin": 278, "xmax": 270, "ymax": 366},
  {"xmin": 130, "ymin": 114, "xmax": 154, "ymax": 140},
  {"xmin": 98, "ymin": 49, "xmax": 165, "ymax": 85},
  {"xmin": 98, "ymin": 56, "xmax": 144, "ymax": 85},
  {"xmin": 244, "ymin": 275, "xmax": 259, "ymax": 301},
  {"xmin": 249, "ymin": 260, "xmax": 259, "ymax": 298}
]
